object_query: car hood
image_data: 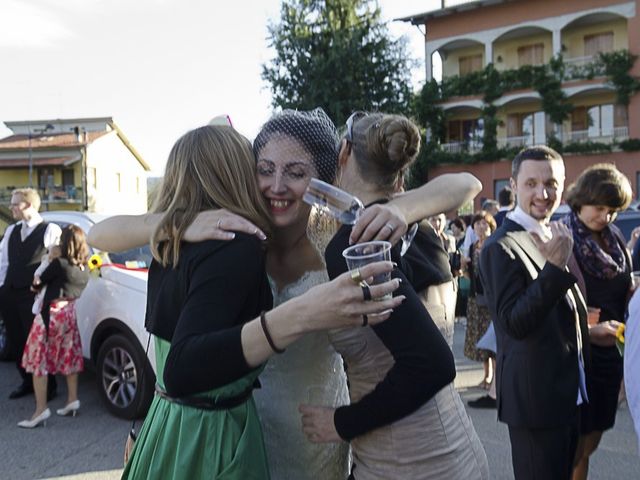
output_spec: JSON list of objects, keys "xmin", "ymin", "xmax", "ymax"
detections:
[{"xmin": 100, "ymin": 266, "xmax": 148, "ymax": 294}]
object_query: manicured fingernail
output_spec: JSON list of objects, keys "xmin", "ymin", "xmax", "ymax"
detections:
[
  {"xmin": 392, "ymin": 262, "xmax": 398, "ymax": 267},
  {"xmin": 397, "ymin": 278, "xmax": 403, "ymax": 283},
  {"xmin": 228, "ymin": 233, "xmax": 235, "ymax": 239}
]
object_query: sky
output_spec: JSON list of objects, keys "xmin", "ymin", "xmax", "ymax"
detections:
[{"xmin": 0, "ymin": 0, "xmax": 444, "ymax": 174}]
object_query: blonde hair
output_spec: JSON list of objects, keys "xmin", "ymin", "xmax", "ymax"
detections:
[
  {"xmin": 12, "ymin": 188, "xmax": 41, "ymax": 211},
  {"xmin": 351, "ymin": 113, "xmax": 421, "ymax": 193},
  {"xmin": 150, "ymin": 126, "xmax": 272, "ymax": 267}
]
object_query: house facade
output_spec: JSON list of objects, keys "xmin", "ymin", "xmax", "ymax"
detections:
[
  {"xmin": 0, "ymin": 117, "xmax": 150, "ymax": 223},
  {"xmin": 401, "ymin": 0, "xmax": 640, "ymax": 208}
]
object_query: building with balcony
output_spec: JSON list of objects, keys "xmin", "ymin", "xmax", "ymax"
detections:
[
  {"xmin": 401, "ymin": 0, "xmax": 640, "ymax": 208},
  {"xmin": 0, "ymin": 117, "xmax": 150, "ymax": 224}
]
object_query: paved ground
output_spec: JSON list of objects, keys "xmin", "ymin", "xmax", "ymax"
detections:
[
  {"xmin": 452, "ymin": 319, "xmax": 640, "ymax": 479},
  {"xmin": 0, "ymin": 320, "xmax": 638, "ymax": 479}
]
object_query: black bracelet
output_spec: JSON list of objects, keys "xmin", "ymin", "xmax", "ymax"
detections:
[{"xmin": 260, "ymin": 310, "xmax": 285, "ymax": 354}]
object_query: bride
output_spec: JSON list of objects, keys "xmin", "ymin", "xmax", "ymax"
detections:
[{"xmin": 89, "ymin": 109, "xmax": 482, "ymax": 479}]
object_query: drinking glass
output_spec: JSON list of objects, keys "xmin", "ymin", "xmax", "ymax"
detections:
[{"xmin": 303, "ymin": 178, "xmax": 418, "ymax": 255}]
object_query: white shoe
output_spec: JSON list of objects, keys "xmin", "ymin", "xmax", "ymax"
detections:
[
  {"xmin": 56, "ymin": 400, "xmax": 80, "ymax": 417},
  {"xmin": 18, "ymin": 408, "xmax": 51, "ymax": 428}
]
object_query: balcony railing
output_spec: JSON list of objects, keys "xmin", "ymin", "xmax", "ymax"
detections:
[
  {"xmin": 0, "ymin": 186, "xmax": 83, "ymax": 204},
  {"xmin": 497, "ymin": 135, "xmax": 534, "ymax": 149},
  {"xmin": 569, "ymin": 126, "xmax": 629, "ymax": 143},
  {"xmin": 441, "ymin": 140, "xmax": 483, "ymax": 154}
]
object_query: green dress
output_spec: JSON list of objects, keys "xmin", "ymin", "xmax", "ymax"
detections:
[
  {"xmin": 122, "ymin": 337, "xmax": 269, "ymax": 480},
  {"xmin": 122, "ymin": 235, "xmax": 272, "ymax": 480}
]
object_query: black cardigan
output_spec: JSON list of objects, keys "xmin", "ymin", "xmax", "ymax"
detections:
[{"xmin": 325, "ymin": 224, "xmax": 456, "ymax": 441}]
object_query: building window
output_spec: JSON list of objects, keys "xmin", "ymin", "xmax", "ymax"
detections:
[
  {"xmin": 62, "ymin": 169, "xmax": 74, "ymax": 186},
  {"xmin": 88, "ymin": 167, "xmax": 97, "ymax": 189},
  {"xmin": 116, "ymin": 173, "xmax": 122, "ymax": 192},
  {"xmin": 459, "ymin": 54, "xmax": 483, "ymax": 76},
  {"xmin": 447, "ymin": 118, "xmax": 484, "ymax": 143},
  {"xmin": 584, "ymin": 32, "xmax": 613, "ymax": 57},
  {"xmin": 494, "ymin": 179, "xmax": 510, "ymax": 199},
  {"xmin": 507, "ymin": 111, "xmax": 548, "ymax": 145},
  {"xmin": 518, "ymin": 43, "xmax": 544, "ymax": 67},
  {"xmin": 572, "ymin": 104, "xmax": 627, "ymax": 140}
]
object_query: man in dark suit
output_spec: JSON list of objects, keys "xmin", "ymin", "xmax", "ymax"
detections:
[
  {"xmin": 0, "ymin": 188, "xmax": 60, "ymax": 399},
  {"xmin": 479, "ymin": 146, "xmax": 589, "ymax": 480},
  {"xmin": 493, "ymin": 186, "xmax": 515, "ymax": 227}
]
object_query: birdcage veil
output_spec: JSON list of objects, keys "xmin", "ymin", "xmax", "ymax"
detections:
[{"xmin": 253, "ymin": 108, "xmax": 341, "ymax": 257}]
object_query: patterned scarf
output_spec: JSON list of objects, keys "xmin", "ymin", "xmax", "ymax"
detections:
[{"xmin": 564, "ymin": 210, "xmax": 626, "ymax": 279}]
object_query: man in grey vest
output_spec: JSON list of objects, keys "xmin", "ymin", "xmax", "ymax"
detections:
[{"xmin": 0, "ymin": 188, "xmax": 61, "ymax": 399}]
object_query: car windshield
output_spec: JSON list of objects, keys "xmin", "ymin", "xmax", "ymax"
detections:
[{"xmin": 107, "ymin": 246, "xmax": 153, "ymax": 269}]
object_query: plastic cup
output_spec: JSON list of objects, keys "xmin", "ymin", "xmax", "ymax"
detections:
[{"xmin": 342, "ymin": 241, "xmax": 392, "ymax": 300}]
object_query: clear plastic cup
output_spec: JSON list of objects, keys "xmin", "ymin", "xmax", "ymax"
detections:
[{"xmin": 342, "ymin": 241, "xmax": 392, "ymax": 300}]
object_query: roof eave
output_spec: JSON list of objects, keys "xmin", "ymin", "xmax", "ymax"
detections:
[{"xmin": 395, "ymin": 0, "xmax": 508, "ymax": 25}]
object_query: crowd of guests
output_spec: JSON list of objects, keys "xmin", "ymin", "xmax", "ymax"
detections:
[{"xmin": 1, "ymin": 108, "xmax": 639, "ymax": 480}]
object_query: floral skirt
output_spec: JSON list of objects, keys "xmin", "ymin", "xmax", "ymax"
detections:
[
  {"xmin": 463, "ymin": 297, "xmax": 494, "ymax": 363},
  {"xmin": 22, "ymin": 300, "xmax": 84, "ymax": 376}
]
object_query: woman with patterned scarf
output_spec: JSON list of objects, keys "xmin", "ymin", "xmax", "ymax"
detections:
[{"xmin": 563, "ymin": 163, "xmax": 633, "ymax": 480}]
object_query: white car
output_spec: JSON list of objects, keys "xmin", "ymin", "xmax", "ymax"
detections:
[{"xmin": 40, "ymin": 211, "xmax": 155, "ymax": 420}]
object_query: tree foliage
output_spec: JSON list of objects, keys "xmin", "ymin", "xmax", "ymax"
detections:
[{"xmin": 262, "ymin": 0, "xmax": 413, "ymax": 125}]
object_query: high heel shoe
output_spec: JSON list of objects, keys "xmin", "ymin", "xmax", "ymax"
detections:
[
  {"xmin": 18, "ymin": 408, "xmax": 51, "ymax": 428},
  {"xmin": 56, "ymin": 400, "xmax": 80, "ymax": 417}
]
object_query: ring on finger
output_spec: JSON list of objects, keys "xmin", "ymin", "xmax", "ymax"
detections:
[
  {"xmin": 362, "ymin": 314, "xmax": 368, "ymax": 327},
  {"xmin": 383, "ymin": 223, "xmax": 394, "ymax": 232},
  {"xmin": 350, "ymin": 268, "xmax": 363, "ymax": 284},
  {"xmin": 360, "ymin": 281, "xmax": 372, "ymax": 301},
  {"xmin": 216, "ymin": 218, "xmax": 223, "ymax": 229}
]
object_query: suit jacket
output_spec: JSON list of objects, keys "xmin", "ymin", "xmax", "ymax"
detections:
[
  {"xmin": 493, "ymin": 209, "xmax": 509, "ymax": 228},
  {"xmin": 479, "ymin": 218, "xmax": 590, "ymax": 429}
]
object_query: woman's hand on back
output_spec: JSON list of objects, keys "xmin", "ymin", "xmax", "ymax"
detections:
[
  {"xmin": 350, "ymin": 203, "xmax": 408, "ymax": 245},
  {"xmin": 183, "ymin": 209, "xmax": 267, "ymax": 242},
  {"xmin": 299, "ymin": 405, "xmax": 341, "ymax": 443}
]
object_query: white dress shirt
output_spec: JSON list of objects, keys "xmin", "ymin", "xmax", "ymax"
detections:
[{"xmin": 0, "ymin": 213, "xmax": 61, "ymax": 287}]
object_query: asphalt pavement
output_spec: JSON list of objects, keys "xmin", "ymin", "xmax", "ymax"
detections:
[{"xmin": 0, "ymin": 321, "xmax": 638, "ymax": 479}]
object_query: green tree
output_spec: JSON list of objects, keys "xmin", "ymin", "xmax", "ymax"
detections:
[{"xmin": 262, "ymin": 0, "xmax": 414, "ymax": 125}]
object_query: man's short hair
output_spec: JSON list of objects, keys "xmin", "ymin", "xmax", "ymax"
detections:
[
  {"xmin": 482, "ymin": 199, "xmax": 498, "ymax": 211},
  {"xmin": 12, "ymin": 188, "xmax": 41, "ymax": 211},
  {"xmin": 498, "ymin": 186, "xmax": 515, "ymax": 207},
  {"xmin": 512, "ymin": 145, "xmax": 563, "ymax": 179}
]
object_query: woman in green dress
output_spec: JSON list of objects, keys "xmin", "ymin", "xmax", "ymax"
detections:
[{"xmin": 121, "ymin": 125, "xmax": 402, "ymax": 480}]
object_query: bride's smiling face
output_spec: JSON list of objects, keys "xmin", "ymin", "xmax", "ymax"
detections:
[{"xmin": 256, "ymin": 135, "xmax": 318, "ymax": 229}]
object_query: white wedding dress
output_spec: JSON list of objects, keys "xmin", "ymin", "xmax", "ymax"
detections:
[{"xmin": 253, "ymin": 269, "xmax": 350, "ymax": 480}]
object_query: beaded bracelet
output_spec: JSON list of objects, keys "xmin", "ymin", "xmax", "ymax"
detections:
[{"xmin": 260, "ymin": 311, "xmax": 285, "ymax": 354}]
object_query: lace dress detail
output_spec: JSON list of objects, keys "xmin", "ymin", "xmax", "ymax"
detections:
[{"xmin": 254, "ymin": 269, "xmax": 350, "ymax": 480}]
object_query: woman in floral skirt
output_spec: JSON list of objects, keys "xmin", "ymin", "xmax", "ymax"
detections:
[{"xmin": 18, "ymin": 224, "xmax": 90, "ymax": 428}]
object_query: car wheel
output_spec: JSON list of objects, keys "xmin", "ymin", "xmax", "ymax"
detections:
[{"xmin": 96, "ymin": 333, "xmax": 154, "ymax": 420}]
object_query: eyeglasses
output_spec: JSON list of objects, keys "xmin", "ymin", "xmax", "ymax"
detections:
[{"xmin": 345, "ymin": 111, "xmax": 368, "ymax": 144}]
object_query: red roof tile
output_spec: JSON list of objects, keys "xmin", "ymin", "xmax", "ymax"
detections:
[{"xmin": 0, "ymin": 131, "xmax": 110, "ymax": 150}]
